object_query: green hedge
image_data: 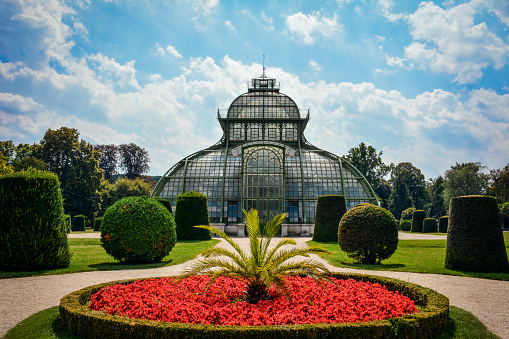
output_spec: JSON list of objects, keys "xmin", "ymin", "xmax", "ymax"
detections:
[
  {"xmin": 445, "ymin": 195, "xmax": 509, "ymax": 273},
  {"xmin": 59, "ymin": 273, "xmax": 449, "ymax": 339},
  {"xmin": 313, "ymin": 195, "xmax": 347, "ymax": 242},
  {"xmin": 422, "ymin": 218, "xmax": 437, "ymax": 233},
  {"xmin": 0, "ymin": 168, "xmax": 71, "ymax": 271},
  {"xmin": 410, "ymin": 210, "xmax": 426, "ymax": 233},
  {"xmin": 72, "ymin": 214, "xmax": 86, "ymax": 232},
  {"xmin": 93, "ymin": 217, "xmax": 103, "ymax": 232},
  {"xmin": 399, "ymin": 220, "xmax": 411, "ymax": 231},
  {"xmin": 154, "ymin": 198, "xmax": 173, "ymax": 216},
  {"xmin": 438, "ymin": 216, "xmax": 448, "ymax": 233},
  {"xmin": 64, "ymin": 214, "xmax": 71, "ymax": 233},
  {"xmin": 174, "ymin": 191, "xmax": 210, "ymax": 241}
]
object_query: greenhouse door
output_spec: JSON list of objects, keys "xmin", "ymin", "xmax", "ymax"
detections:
[{"xmin": 243, "ymin": 146, "xmax": 284, "ymax": 230}]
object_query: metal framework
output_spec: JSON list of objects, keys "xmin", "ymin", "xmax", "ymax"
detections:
[{"xmin": 152, "ymin": 72, "xmax": 378, "ymax": 224}]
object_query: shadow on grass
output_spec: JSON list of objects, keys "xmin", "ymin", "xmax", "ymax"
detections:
[
  {"xmin": 339, "ymin": 262, "xmax": 406, "ymax": 270},
  {"xmin": 88, "ymin": 259, "xmax": 175, "ymax": 271},
  {"xmin": 4, "ymin": 305, "xmax": 499, "ymax": 339}
]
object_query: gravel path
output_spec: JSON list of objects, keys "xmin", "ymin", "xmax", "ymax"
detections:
[{"xmin": 1, "ymin": 234, "xmax": 508, "ymax": 338}]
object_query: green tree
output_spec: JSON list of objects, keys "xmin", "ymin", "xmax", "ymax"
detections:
[
  {"xmin": 119, "ymin": 143, "xmax": 150, "ymax": 179},
  {"xmin": 94, "ymin": 144, "xmax": 118, "ymax": 182},
  {"xmin": 0, "ymin": 152, "xmax": 14, "ymax": 175},
  {"xmin": 391, "ymin": 162, "xmax": 427, "ymax": 209},
  {"xmin": 429, "ymin": 176, "xmax": 445, "ymax": 218},
  {"xmin": 388, "ymin": 175, "xmax": 413, "ymax": 220},
  {"xmin": 488, "ymin": 163, "xmax": 509, "ymax": 202},
  {"xmin": 344, "ymin": 142, "xmax": 393, "ymax": 193},
  {"xmin": 34, "ymin": 127, "xmax": 102, "ymax": 223},
  {"xmin": 98, "ymin": 177, "xmax": 152, "ymax": 217},
  {"xmin": 182, "ymin": 209, "xmax": 332, "ymax": 304},
  {"xmin": 442, "ymin": 162, "xmax": 489, "ymax": 211},
  {"xmin": 0, "ymin": 141, "xmax": 15, "ymax": 163}
]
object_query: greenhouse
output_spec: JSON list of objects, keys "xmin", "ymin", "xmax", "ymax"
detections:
[{"xmin": 152, "ymin": 71, "xmax": 378, "ymax": 235}]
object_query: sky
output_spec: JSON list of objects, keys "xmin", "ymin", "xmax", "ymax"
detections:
[{"xmin": 1, "ymin": 0, "xmax": 508, "ymax": 180}]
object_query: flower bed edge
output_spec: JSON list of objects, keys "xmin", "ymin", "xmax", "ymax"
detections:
[{"xmin": 59, "ymin": 273, "xmax": 449, "ymax": 339}]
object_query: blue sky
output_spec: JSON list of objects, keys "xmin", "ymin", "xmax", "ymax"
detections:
[{"xmin": 1, "ymin": 0, "xmax": 508, "ymax": 179}]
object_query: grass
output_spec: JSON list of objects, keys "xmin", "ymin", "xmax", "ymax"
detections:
[
  {"xmin": 308, "ymin": 232, "xmax": 509, "ymax": 281},
  {"xmin": 3, "ymin": 305, "xmax": 499, "ymax": 339},
  {"xmin": 0, "ymin": 238, "xmax": 220, "ymax": 279}
]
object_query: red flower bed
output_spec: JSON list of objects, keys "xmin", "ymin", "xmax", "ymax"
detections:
[{"xmin": 89, "ymin": 276, "xmax": 418, "ymax": 326}]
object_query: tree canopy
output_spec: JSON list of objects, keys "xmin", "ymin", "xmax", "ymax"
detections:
[
  {"xmin": 442, "ymin": 162, "xmax": 489, "ymax": 211},
  {"xmin": 118, "ymin": 143, "xmax": 150, "ymax": 180},
  {"xmin": 95, "ymin": 144, "xmax": 119, "ymax": 182},
  {"xmin": 391, "ymin": 162, "xmax": 427, "ymax": 209},
  {"xmin": 489, "ymin": 163, "xmax": 509, "ymax": 202}
]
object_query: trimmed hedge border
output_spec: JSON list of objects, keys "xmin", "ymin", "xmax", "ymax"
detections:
[{"xmin": 60, "ymin": 273, "xmax": 449, "ymax": 339}]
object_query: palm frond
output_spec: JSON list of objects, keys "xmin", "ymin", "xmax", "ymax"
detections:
[
  {"xmin": 259, "ymin": 213, "xmax": 286, "ymax": 262},
  {"xmin": 263, "ymin": 237, "xmax": 297, "ymax": 264},
  {"xmin": 194, "ymin": 224, "xmax": 247, "ymax": 261},
  {"xmin": 270, "ymin": 246, "xmax": 331, "ymax": 267},
  {"xmin": 199, "ymin": 246, "xmax": 249, "ymax": 271},
  {"xmin": 243, "ymin": 209, "xmax": 261, "ymax": 267}
]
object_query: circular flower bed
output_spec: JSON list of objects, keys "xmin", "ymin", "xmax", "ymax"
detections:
[
  {"xmin": 60, "ymin": 273, "xmax": 449, "ymax": 339},
  {"xmin": 88, "ymin": 276, "xmax": 417, "ymax": 326}
]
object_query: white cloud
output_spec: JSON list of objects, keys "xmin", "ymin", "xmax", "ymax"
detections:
[
  {"xmin": 191, "ymin": 0, "xmax": 219, "ymax": 16},
  {"xmin": 261, "ymin": 11, "xmax": 274, "ymax": 31},
  {"xmin": 224, "ymin": 20, "xmax": 236, "ymax": 31},
  {"xmin": 404, "ymin": 1, "xmax": 509, "ymax": 84},
  {"xmin": 87, "ymin": 53, "xmax": 141, "ymax": 90},
  {"xmin": 285, "ymin": 12, "xmax": 342, "ymax": 44},
  {"xmin": 487, "ymin": 0, "xmax": 509, "ymax": 26},
  {"xmin": 166, "ymin": 45, "xmax": 183, "ymax": 59},
  {"xmin": 309, "ymin": 60, "xmax": 321, "ymax": 72},
  {"xmin": 378, "ymin": 0, "xmax": 404, "ymax": 22}
]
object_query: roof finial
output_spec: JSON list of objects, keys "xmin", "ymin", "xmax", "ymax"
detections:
[{"xmin": 262, "ymin": 54, "xmax": 266, "ymax": 78}]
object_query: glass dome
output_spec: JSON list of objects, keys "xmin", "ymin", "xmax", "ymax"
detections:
[{"xmin": 152, "ymin": 72, "xmax": 378, "ymax": 225}]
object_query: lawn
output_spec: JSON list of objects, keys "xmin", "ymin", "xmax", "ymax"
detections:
[
  {"xmin": 308, "ymin": 232, "xmax": 509, "ymax": 281},
  {"xmin": 3, "ymin": 305, "xmax": 499, "ymax": 339},
  {"xmin": 0, "ymin": 238, "xmax": 220, "ymax": 279}
]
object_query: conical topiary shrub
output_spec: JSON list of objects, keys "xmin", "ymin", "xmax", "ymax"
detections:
[
  {"xmin": 411, "ymin": 210, "xmax": 426, "ymax": 233},
  {"xmin": 174, "ymin": 191, "xmax": 211, "ymax": 241},
  {"xmin": 438, "ymin": 216, "xmax": 448, "ymax": 233},
  {"xmin": 422, "ymin": 218, "xmax": 437, "ymax": 233},
  {"xmin": 313, "ymin": 195, "xmax": 347, "ymax": 242},
  {"xmin": 445, "ymin": 195, "xmax": 509, "ymax": 273}
]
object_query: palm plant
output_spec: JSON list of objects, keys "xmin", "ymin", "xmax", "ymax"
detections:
[{"xmin": 181, "ymin": 209, "xmax": 333, "ymax": 304}]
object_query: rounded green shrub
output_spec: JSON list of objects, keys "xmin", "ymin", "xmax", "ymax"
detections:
[
  {"xmin": 445, "ymin": 195, "xmax": 509, "ymax": 273},
  {"xmin": 411, "ymin": 210, "xmax": 426, "ymax": 233},
  {"xmin": 400, "ymin": 207, "xmax": 416, "ymax": 221},
  {"xmin": 72, "ymin": 214, "xmax": 86, "ymax": 232},
  {"xmin": 438, "ymin": 216, "xmax": 448, "ymax": 233},
  {"xmin": 422, "ymin": 218, "xmax": 437, "ymax": 233},
  {"xmin": 154, "ymin": 197, "xmax": 173, "ymax": 216},
  {"xmin": 60, "ymin": 273, "xmax": 449, "ymax": 339},
  {"xmin": 0, "ymin": 168, "xmax": 71, "ymax": 270},
  {"xmin": 100, "ymin": 196, "xmax": 177, "ymax": 263},
  {"xmin": 400, "ymin": 219, "xmax": 411, "ymax": 231},
  {"xmin": 313, "ymin": 195, "xmax": 347, "ymax": 242},
  {"xmin": 174, "ymin": 191, "xmax": 210, "ymax": 241},
  {"xmin": 338, "ymin": 204, "xmax": 398, "ymax": 264},
  {"xmin": 93, "ymin": 217, "xmax": 102, "ymax": 231}
]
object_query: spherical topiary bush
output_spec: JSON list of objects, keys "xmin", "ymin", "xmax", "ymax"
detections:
[
  {"xmin": 313, "ymin": 195, "xmax": 347, "ymax": 242},
  {"xmin": 411, "ymin": 210, "xmax": 426, "ymax": 233},
  {"xmin": 174, "ymin": 191, "xmax": 210, "ymax": 241},
  {"xmin": 338, "ymin": 204, "xmax": 399, "ymax": 264},
  {"xmin": 154, "ymin": 197, "xmax": 173, "ymax": 216},
  {"xmin": 422, "ymin": 218, "xmax": 437, "ymax": 233},
  {"xmin": 400, "ymin": 219, "xmax": 411, "ymax": 231},
  {"xmin": 0, "ymin": 168, "xmax": 71, "ymax": 270},
  {"xmin": 101, "ymin": 196, "xmax": 176, "ymax": 263},
  {"xmin": 438, "ymin": 216, "xmax": 448, "ymax": 233},
  {"xmin": 445, "ymin": 195, "xmax": 509, "ymax": 273}
]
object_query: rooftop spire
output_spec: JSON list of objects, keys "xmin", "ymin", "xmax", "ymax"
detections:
[{"xmin": 262, "ymin": 54, "xmax": 266, "ymax": 78}]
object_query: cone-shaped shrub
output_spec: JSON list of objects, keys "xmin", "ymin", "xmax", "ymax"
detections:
[
  {"xmin": 313, "ymin": 195, "xmax": 347, "ymax": 242},
  {"xmin": 400, "ymin": 219, "xmax": 411, "ymax": 231},
  {"xmin": 422, "ymin": 218, "xmax": 437, "ymax": 233},
  {"xmin": 411, "ymin": 210, "xmax": 426, "ymax": 233},
  {"xmin": 72, "ymin": 214, "xmax": 86, "ymax": 232},
  {"xmin": 338, "ymin": 204, "xmax": 398, "ymax": 264},
  {"xmin": 93, "ymin": 217, "xmax": 102, "ymax": 231},
  {"xmin": 438, "ymin": 216, "xmax": 448, "ymax": 233},
  {"xmin": 101, "ymin": 196, "xmax": 177, "ymax": 263},
  {"xmin": 174, "ymin": 191, "xmax": 210, "ymax": 241},
  {"xmin": 0, "ymin": 168, "xmax": 71, "ymax": 270},
  {"xmin": 445, "ymin": 195, "xmax": 509, "ymax": 273}
]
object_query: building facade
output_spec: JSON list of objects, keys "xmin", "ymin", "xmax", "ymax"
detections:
[{"xmin": 152, "ymin": 72, "xmax": 378, "ymax": 229}]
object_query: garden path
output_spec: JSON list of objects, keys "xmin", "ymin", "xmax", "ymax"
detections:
[{"xmin": 0, "ymin": 233, "xmax": 507, "ymax": 338}]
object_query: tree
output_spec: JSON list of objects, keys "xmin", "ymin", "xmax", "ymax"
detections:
[
  {"xmin": 391, "ymin": 162, "xmax": 427, "ymax": 209},
  {"xmin": 94, "ymin": 144, "xmax": 119, "ymax": 182},
  {"xmin": 98, "ymin": 177, "xmax": 153, "ymax": 217},
  {"xmin": 0, "ymin": 141, "xmax": 46, "ymax": 171},
  {"xmin": 182, "ymin": 209, "xmax": 332, "ymax": 303},
  {"xmin": 429, "ymin": 176, "xmax": 445, "ymax": 218},
  {"xmin": 118, "ymin": 143, "xmax": 150, "ymax": 179},
  {"xmin": 344, "ymin": 142, "xmax": 393, "ymax": 192},
  {"xmin": 0, "ymin": 141, "xmax": 15, "ymax": 163},
  {"xmin": 488, "ymin": 163, "xmax": 509, "ymax": 202},
  {"xmin": 0, "ymin": 152, "xmax": 14, "ymax": 175},
  {"xmin": 387, "ymin": 174, "xmax": 413, "ymax": 220},
  {"xmin": 34, "ymin": 127, "xmax": 102, "ymax": 223},
  {"xmin": 442, "ymin": 162, "xmax": 489, "ymax": 211},
  {"xmin": 375, "ymin": 178, "xmax": 392, "ymax": 209}
]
